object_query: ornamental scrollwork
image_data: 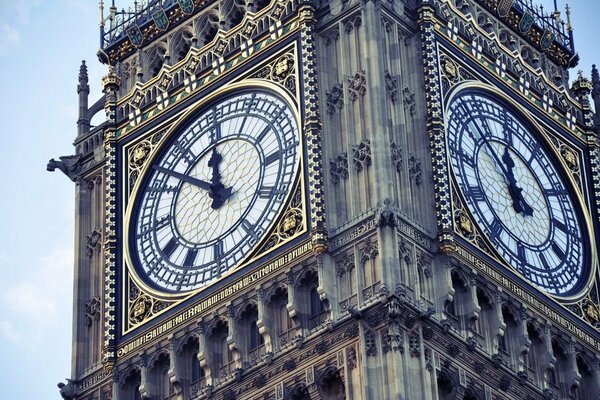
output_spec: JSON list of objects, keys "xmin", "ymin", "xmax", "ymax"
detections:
[
  {"xmin": 250, "ymin": 51, "xmax": 297, "ymax": 95},
  {"xmin": 256, "ymin": 182, "xmax": 305, "ymax": 254},
  {"xmin": 127, "ymin": 278, "xmax": 175, "ymax": 328},
  {"xmin": 127, "ymin": 130, "xmax": 166, "ymax": 191}
]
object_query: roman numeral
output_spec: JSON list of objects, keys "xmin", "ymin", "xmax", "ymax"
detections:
[
  {"xmin": 174, "ymin": 141, "xmax": 195, "ymax": 164},
  {"xmin": 551, "ymin": 242, "xmax": 566, "ymax": 260},
  {"xmin": 214, "ymin": 242, "xmax": 224, "ymax": 261},
  {"xmin": 553, "ymin": 218, "xmax": 568, "ymax": 234},
  {"xmin": 211, "ymin": 122, "xmax": 222, "ymax": 143},
  {"xmin": 467, "ymin": 186, "xmax": 486, "ymax": 202},
  {"xmin": 490, "ymin": 219, "xmax": 503, "ymax": 238},
  {"xmin": 183, "ymin": 248, "xmax": 198, "ymax": 267},
  {"xmin": 517, "ymin": 244, "xmax": 527, "ymax": 263},
  {"xmin": 155, "ymin": 215, "xmax": 171, "ymax": 230},
  {"xmin": 241, "ymin": 219, "xmax": 259, "ymax": 242},
  {"xmin": 162, "ymin": 237, "xmax": 179, "ymax": 258},
  {"xmin": 265, "ymin": 150, "xmax": 281, "ymax": 166},
  {"xmin": 256, "ymin": 126, "xmax": 271, "ymax": 142}
]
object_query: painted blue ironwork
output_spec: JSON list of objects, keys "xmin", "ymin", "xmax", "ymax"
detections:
[
  {"xmin": 100, "ymin": 0, "xmax": 181, "ymax": 49},
  {"xmin": 509, "ymin": 0, "xmax": 573, "ymax": 53}
]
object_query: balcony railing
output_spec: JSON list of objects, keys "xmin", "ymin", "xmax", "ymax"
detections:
[
  {"xmin": 339, "ymin": 294, "xmax": 358, "ymax": 314},
  {"xmin": 247, "ymin": 344, "xmax": 266, "ymax": 367},
  {"xmin": 362, "ymin": 281, "xmax": 381, "ymax": 303},
  {"xmin": 308, "ymin": 311, "xmax": 329, "ymax": 333},
  {"xmin": 100, "ymin": 0, "xmax": 181, "ymax": 48},
  {"xmin": 481, "ymin": 0, "xmax": 573, "ymax": 53},
  {"xmin": 277, "ymin": 328, "xmax": 296, "ymax": 352},
  {"xmin": 190, "ymin": 377, "xmax": 206, "ymax": 398}
]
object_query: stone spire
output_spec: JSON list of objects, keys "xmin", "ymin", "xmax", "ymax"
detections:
[
  {"xmin": 591, "ymin": 64, "xmax": 600, "ymax": 128},
  {"xmin": 77, "ymin": 60, "xmax": 90, "ymax": 136}
]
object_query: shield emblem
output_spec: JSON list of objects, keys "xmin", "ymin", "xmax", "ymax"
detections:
[
  {"xmin": 519, "ymin": 11, "xmax": 534, "ymax": 33},
  {"xmin": 152, "ymin": 9, "xmax": 169, "ymax": 31},
  {"xmin": 497, "ymin": 0, "xmax": 514, "ymax": 17},
  {"xmin": 127, "ymin": 25, "xmax": 144, "ymax": 47},
  {"xmin": 540, "ymin": 28, "xmax": 554, "ymax": 50},
  {"xmin": 177, "ymin": 0, "xmax": 194, "ymax": 15}
]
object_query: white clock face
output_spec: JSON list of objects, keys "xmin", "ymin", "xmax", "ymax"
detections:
[
  {"xmin": 446, "ymin": 90, "xmax": 587, "ymax": 296},
  {"xmin": 132, "ymin": 91, "xmax": 300, "ymax": 292}
]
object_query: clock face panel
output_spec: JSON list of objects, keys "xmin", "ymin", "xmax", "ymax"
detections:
[
  {"xmin": 446, "ymin": 90, "xmax": 587, "ymax": 296},
  {"xmin": 131, "ymin": 91, "xmax": 300, "ymax": 292}
]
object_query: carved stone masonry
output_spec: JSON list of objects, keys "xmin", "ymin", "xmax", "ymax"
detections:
[
  {"xmin": 390, "ymin": 142, "xmax": 403, "ymax": 173},
  {"xmin": 364, "ymin": 329, "xmax": 377, "ymax": 356},
  {"xmin": 408, "ymin": 155, "xmax": 423, "ymax": 185},
  {"xmin": 347, "ymin": 71, "xmax": 366, "ymax": 101},
  {"xmin": 402, "ymin": 86, "xmax": 416, "ymax": 115},
  {"xmin": 409, "ymin": 330, "xmax": 420, "ymax": 357},
  {"xmin": 352, "ymin": 138, "xmax": 372, "ymax": 172},
  {"xmin": 384, "ymin": 72, "xmax": 399, "ymax": 102},
  {"xmin": 85, "ymin": 296, "xmax": 101, "ymax": 326},
  {"xmin": 86, "ymin": 228, "xmax": 102, "ymax": 256},
  {"xmin": 330, "ymin": 152, "xmax": 349, "ymax": 184},
  {"xmin": 326, "ymin": 83, "xmax": 344, "ymax": 114}
]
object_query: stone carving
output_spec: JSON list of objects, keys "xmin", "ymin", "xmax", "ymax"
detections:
[
  {"xmin": 47, "ymin": 155, "xmax": 82, "ymax": 182},
  {"xmin": 85, "ymin": 296, "xmax": 101, "ymax": 326},
  {"xmin": 326, "ymin": 83, "xmax": 344, "ymax": 114},
  {"xmin": 384, "ymin": 72, "xmax": 398, "ymax": 102},
  {"xmin": 352, "ymin": 138, "xmax": 372, "ymax": 171},
  {"xmin": 330, "ymin": 152, "xmax": 349, "ymax": 183},
  {"xmin": 408, "ymin": 155, "xmax": 423, "ymax": 185},
  {"xmin": 86, "ymin": 228, "xmax": 102, "ymax": 256},
  {"xmin": 402, "ymin": 86, "xmax": 416, "ymax": 115},
  {"xmin": 346, "ymin": 346, "xmax": 357, "ymax": 369},
  {"xmin": 347, "ymin": 71, "xmax": 366, "ymax": 101},
  {"xmin": 390, "ymin": 142, "xmax": 403, "ymax": 172},
  {"xmin": 364, "ymin": 329, "xmax": 377, "ymax": 356},
  {"xmin": 409, "ymin": 331, "xmax": 420, "ymax": 357}
]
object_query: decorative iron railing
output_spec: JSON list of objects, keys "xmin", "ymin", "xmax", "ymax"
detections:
[
  {"xmin": 489, "ymin": 0, "xmax": 574, "ymax": 53},
  {"xmin": 100, "ymin": 0, "xmax": 182, "ymax": 48}
]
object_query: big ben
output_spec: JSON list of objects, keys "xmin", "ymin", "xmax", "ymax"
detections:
[{"xmin": 50, "ymin": 1, "xmax": 600, "ymax": 399}]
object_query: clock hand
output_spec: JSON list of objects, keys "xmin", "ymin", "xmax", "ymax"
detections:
[
  {"xmin": 458, "ymin": 99, "xmax": 533, "ymax": 217},
  {"xmin": 153, "ymin": 165, "xmax": 213, "ymax": 191},
  {"xmin": 501, "ymin": 147, "xmax": 534, "ymax": 216},
  {"xmin": 207, "ymin": 148, "xmax": 234, "ymax": 209}
]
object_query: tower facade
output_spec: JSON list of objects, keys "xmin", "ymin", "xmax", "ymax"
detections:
[{"xmin": 51, "ymin": 1, "xmax": 600, "ymax": 399}]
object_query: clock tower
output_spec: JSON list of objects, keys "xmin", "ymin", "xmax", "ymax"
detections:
[{"xmin": 51, "ymin": 1, "xmax": 600, "ymax": 399}]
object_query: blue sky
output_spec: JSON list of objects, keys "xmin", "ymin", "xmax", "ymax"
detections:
[{"xmin": 0, "ymin": 0, "xmax": 597, "ymax": 398}]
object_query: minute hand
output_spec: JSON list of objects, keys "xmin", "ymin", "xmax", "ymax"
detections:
[{"xmin": 154, "ymin": 165, "xmax": 212, "ymax": 191}]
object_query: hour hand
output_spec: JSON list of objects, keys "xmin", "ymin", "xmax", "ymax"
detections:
[
  {"xmin": 207, "ymin": 149, "xmax": 234, "ymax": 209},
  {"xmin": 501, "ymin": 148, "xmax": 534, "ymax": 216}
]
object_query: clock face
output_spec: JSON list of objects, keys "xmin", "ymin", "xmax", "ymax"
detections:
[
  {"xmin": 446, "ymin": 90, "xmax": 587, "ymax": 296},
  {"xmin": 131, "ymin": 91, "xmax": 300, "ymax": 292}
]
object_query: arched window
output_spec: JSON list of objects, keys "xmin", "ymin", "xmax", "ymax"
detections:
[
  {"xmin": 268, "ymin": 286, "xmax": 293, "ymax": 351},
  {"xmin": 500, "ymin": 305, "xmax": 521, "ymax": 371},
  {"xmin": 121, "ymin": 368, "xmax": 142, "ymax": 400},
  {"xmin": 150, "ymin": 352, "xmax": 173, "ymax": 399},
  {"xmin": 576, "ymin": 355, "xmax": 599, "ymax": 400},
  {"xmin": 238, "ymin": 303, "xmax": 264, "ymax": 366},
  {"xmin": 208, "ymin": 319, "xmax": 233, "ymax": 384},
  {"xmin": 297, "ymin": 270, "xmax": 327, "ymax": 331}
]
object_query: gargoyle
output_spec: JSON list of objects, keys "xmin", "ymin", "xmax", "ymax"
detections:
[{"xmin": 47, "ymin": 155, "xmax": 81, "ymax": 182}]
